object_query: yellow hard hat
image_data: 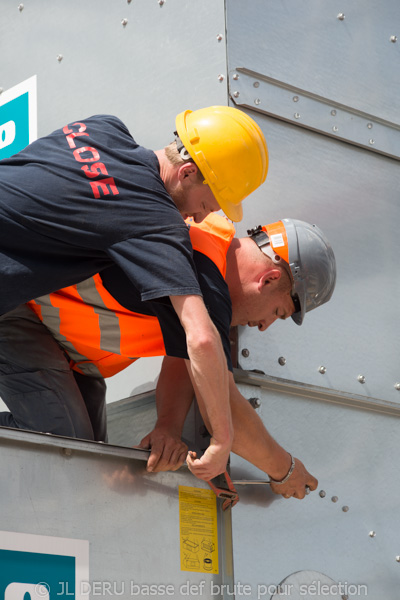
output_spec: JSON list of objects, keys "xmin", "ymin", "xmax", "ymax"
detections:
[{"xmin": 175, "ymin": 106, "xmax": 268, "ymax": 222}]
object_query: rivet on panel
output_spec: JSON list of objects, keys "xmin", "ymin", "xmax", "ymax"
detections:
[
  {"xmin": 390, "ymin": 35, "xmax": 397, "ymax": 43},
  {"xmin": 253, "ymin": 81, "xmax": 260, "ymax": 88},
  {"xmin": 293, "ymin": 96, "xmax": 299, "ymax": 102},
  {"xmin": 337, "ymin": 13, "xmax": 345, "ymax": 21},
  {"xmin": 332, "ymin": 126, "xmax": 339, "ymax": 132},
  {"xmin": 342, "ymin": 506, "xmax": 349, "ymax": 512},
  {"xmin": 57, "ymin": 55, "xmax": 64, "ymax": 63},
  {"xmin": 294, "ymin": 113, "xmax": 300, "ymax": 119},
  {"xmin": 369, "ymin": 531, "xmax": 376, "ymax": 538},
  {"xmin": 241, "ymin": 348, "xmax": 249, "ymax": 358},
  {"xmin": 218, "ymin": 75, "xmax": 224, "ymax": 82},
  {"xmin": 278, "ymin": 356, "xmax": 286, "ymax": 366},
  {"xmin": 319, "ymin": 490, "xmax": 326, "ymax": 498},
  {"xmin": 396, "ymin": 556, "xmax": 400, "ymax": 562},
  {"xmin": 216, "ymin": 34, "xmax": 223, "ymax": 42},
  {"xmin": 18, "ymin": 3, "xmax": 24, "ymax": 11},
  {"xmin": 121, "ymin": 18, "xmax": 128, "ymax": 27},
  {"xmin": 249, "ymin": 397, "xmax": 261, "ymax": 409},
  {"xmin": 62, "ymin": 448, "xmax": 72, "ymax": 457},
  {"xmin": 127, "ymin": 0, "xmax": 132, "ymax": 3},
  {"xmin": 331, "ymin": 109, "xmax": 337, "ymax": 116},
  {"xmin": 254, "ymin": 98, "xmax": 261, "ymax": 106},
  {"xmin": 331, "ymin": 496, "xmax": 338, "ymax": 503},
  {"xmin": 318, "ymin": 366, "xmax": 327, "ymax": 374},
  {"xmin": 358, "ymin": 375, "xmax": 366, "ymax": 383},
  {"xmin": 369, "ymin": 139, "xmax": 375, "ymax": 145},
  {"xmin": 233, "ymin": 91, "xmax": 240, "ymax": 98},
  {"xmin": 367, "ymin": 123, "xmax": 373, "ymax": 129},
  {"xmin": 395, "ymin": 383, "xmax": 400, "ymax": 390},
  {"xmin": 232, "ymin": 73, "xmax": 239, "ymax": 80},
  {"xmin": 158, "ymin": 0, "xmax": 165, "ymax": 6}
]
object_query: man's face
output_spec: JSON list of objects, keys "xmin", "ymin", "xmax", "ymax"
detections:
[{"xmin": 231, "ymin": 275, "xmax": 295, "ymax": 331}]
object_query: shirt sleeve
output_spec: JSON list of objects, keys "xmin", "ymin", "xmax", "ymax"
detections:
[
  {"xmin": 107, "ymin": 224, "xmax": 202, "ymax": 302},
  {"xmin": 152, "ymin": 251, "xmax": 233, "ymax": 371}
]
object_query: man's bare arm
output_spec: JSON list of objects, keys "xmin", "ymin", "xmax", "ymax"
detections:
[{"xmin": 169, "ymin": 294, "xmax": 233, "ymax": 480}]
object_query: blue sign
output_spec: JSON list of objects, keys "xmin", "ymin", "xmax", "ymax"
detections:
[
  {"xmin": 0, "ymin": 531, "xmax": 89, "ymax": 600},
  {"xmin": 0, "ymin": 549, "xmax": 75, "ymax": 599},
  {"xmin": 0, "ymin": 76, "xmax": 37, "ymax": 161}
]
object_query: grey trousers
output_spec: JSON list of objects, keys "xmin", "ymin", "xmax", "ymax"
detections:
[{"xmin": 0, "ymin": 305, "xmax": 107, "ymax": 441}]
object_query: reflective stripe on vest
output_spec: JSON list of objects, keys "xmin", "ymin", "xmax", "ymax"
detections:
[{"xmin": 28, "ymin": 214, "xmax": 235, "ymax": 378}]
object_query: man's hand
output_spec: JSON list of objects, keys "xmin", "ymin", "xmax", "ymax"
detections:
[
  {"xmin": 186, "ymin": 437, "xmax": 231, "ymax": 481},
  {"xmin": 138, "ymin": 428, "xmax": 188, "ymax": 473},
  {"xmin": 270, "ymin": 457, "xmax": 318, "ymax": 500}
]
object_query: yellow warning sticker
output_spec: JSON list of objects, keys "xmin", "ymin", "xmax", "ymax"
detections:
[{"xmin": 179, "ymin": 486, "xmax": 219, "ymax": 574}]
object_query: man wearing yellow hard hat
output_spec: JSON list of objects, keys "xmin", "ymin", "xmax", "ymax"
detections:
[{"xmin": 0, "ymin": 106, "xmax": 268, "ymax": 480}]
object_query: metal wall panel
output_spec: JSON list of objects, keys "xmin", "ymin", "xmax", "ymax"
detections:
[
  {"xmin": 230, "ymin": 378, "xmax": 400, "ymax": 600},
  {"xmin": 0, "ymin": 428, "xmax": 234, "ymax": 599},
  {"xmin": 225, "ymin": 2, "xmax": 400, "ymax": 404}
]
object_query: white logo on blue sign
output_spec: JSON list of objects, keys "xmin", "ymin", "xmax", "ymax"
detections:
[
  {"xmin": 0, "ymin": 76, "xmax": 37, "ymax": 160},
  {"xmin": 0, "ymin": 531, "xmax": 89, "ymax": 600}
]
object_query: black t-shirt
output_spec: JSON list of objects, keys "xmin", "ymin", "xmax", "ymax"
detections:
[
  {"xmin": 100, "ymin": 249, "xmax": 233, "ymax": 371},
  {"xmin": 0, "ymin": 114, "xmax": 201, "ymax": 315}
]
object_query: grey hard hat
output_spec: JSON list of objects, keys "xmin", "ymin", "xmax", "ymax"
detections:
[{"xmin": 247, "ymin": 219, "xmax": 337, "ymax": 325}]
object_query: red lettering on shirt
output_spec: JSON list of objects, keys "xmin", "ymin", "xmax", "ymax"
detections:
[
  {"xmin": 73, "ymin": 147, "xmax": 101, "ymax": 163},
  {"xmin": 90, "ymin": 178, "xmax": 119, "ymax": 198},
  {"xmin": 63, "ymin": 123, "xmax": 89, "ymax": 149},
  {"xmin": 81, "ymin": 163, "xmax": 108, "ymax": 178},
  {"xmin": 64, "ymin": 120, "xmax": 120, "ymax": 199}
]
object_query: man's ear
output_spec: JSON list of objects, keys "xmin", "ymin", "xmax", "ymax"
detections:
[
  {"xmin": 177, "ymin": 162, "xmax": 198, "ymax": 182},
  {"xmin": 257, "ymin": 268, "xmax": 282, "ymax": 291}
]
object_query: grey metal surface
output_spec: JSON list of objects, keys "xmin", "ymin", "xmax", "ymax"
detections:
[
  {"xmin": 226, "ymin": 0, "xmax": 400, "ymax": 125},
  {"xmin": 1, "ymin": 0, "xmax": 227, "ymax": 148},
  {"xmin": 0, "ymin": 426, "xmax": 234, "ymax": 599},
  {"xmin": 229, "ymin": 378, "xmax": 400, "ymax": 600},
  {"xmin": 225, "ymin": 2, "xmax": 400, "ymax": 404}
]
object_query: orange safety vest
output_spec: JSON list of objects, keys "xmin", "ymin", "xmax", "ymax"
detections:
[{"xmin": 28, "ymin": 214, "xmax": 235, "ymax": 378}]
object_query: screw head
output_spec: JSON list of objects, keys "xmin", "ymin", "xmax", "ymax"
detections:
[
  {"xmin": 331, "ymin": 496, "xmax": 338, "ymax": 503},
  {"xmin": 367, "ymin": 122, "xmax": 373, "ymax": 129},
  {"xmin": 342, "ymin": 505, "xmax": 349, "ymax": 512},
  {"xmin": 358, "ymin": 375, "xmax": 366, "ymax": 384},
  {"xmin": 278, "ymin": 356, "xmax": 286, "ymax": 366},
  {"xmin": 331, "ymin": 109, "xmax": 337, "ymax": 116},
  {"xmin": 18, "ymin": 3, "xmax": 24, "ymax": 11},
  {"xmin": 241, "ymin": 348, "xmax": 249, "ymax": 358},
  {"xmin": 369, "ymin": 139, "xmax": 375, "ymax": 145},
  {"xmin": 158, "ymin": 0, "xmax": 165, "ymax": 5},
  {"xmin": 57, "ymin": 54, "xmax": 64, "ymax": 62},
  {"xmin": 218, "ymin": 74, "xmax": 224, "ymax": 82},
  {"xmin": 318, "ymin": 366, "xmax": 327, "ymax": 374},
  {"xmin": 253, "ymin": 81, "xmax": 260, "ymax": 88},
  {"xmin": 332, "ymin": 126, "xmax": 339, "ymax": 132},
  {"xmin": 337, "ymin": 13, "xmax": 345, "ymax": 20},
  {"xmin": 294, "ymin": 113, "xmax": 300, "ymax": 119},
  {"xmin": 369, "ymin": 531, "xmax": 376, "ymax": 538},
  {"xmin": 249, "ymin": 397, "xmax": 261, "ymax": 409},
  {"xmin": 396, "ymin": 556, "xmax": 400, "ymax": 562},
  {"xmin": 216, "ymin": 34, "xmax": 223, "ymax": 42},
  {"xmin": 390, "ymin": 35, "xmax": 397, "ymax": 43},
  {"xmin": 233, "ymin": 91, "xmax": 240, "ymax": 98},
  {"xmin": 319, "ymin": 490, "xmax": 326, "ymax": 498},
  {"xmin": 254, "ymin": 98, "xmax": 261, "ymax": 106},
  {"xmin": 121, "ymin": 18, "xmax": 128, "ymax": 26},
  {"xmin": 293, "ymin": 96, "xmax": 299, "ymax": 102},
  {"xmin": 394, "ymin": 383, "xmax": 400, "ymax": 390}
]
